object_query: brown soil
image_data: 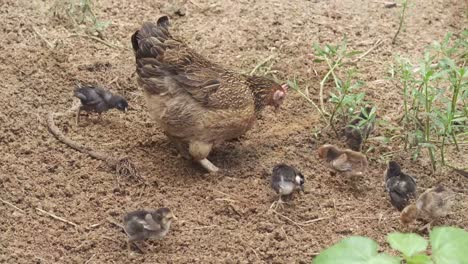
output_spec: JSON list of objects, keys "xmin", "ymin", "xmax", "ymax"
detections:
[{"xmin": 1, "ymin": 0, "xmax": 466, "ymax": 263}]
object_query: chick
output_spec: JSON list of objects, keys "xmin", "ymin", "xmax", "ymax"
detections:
[
  {"xmin": 73, "ymin": 84, "xmax": 128, "ymax": 125},
  {"xmin": 317, "ymin": 144, "xmax": 368, "ymax": 178},
  {"xmin": 400, "ymin": 185, "xmax": 454, "ymax": 230},
  {"xmin": 384, "ymin": 161, "xmax": 417, "ymax": 211},
  {"xmin": 270, "ymin": 164, "xmax": 304, "ymax": 209},
  {"xmin": 345, "ymin": 106, "xmax": 376, "ymax": 151},
  {"xmin": 123, "ymin": 208, "xmax": 175, "ymax": 253}
]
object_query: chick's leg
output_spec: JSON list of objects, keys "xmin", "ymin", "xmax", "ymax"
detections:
[
  {"xmin": 189, "ymin": 141, "xmax": 219, "ymax": 173},
  {"xmin": 269, "ymin": 195, "xmax": 284, "ymax": 211},
  {"xmin": 75, "ymin": 106, "xmax": 82, "ymax": 125},
  {"xmin": 419, "ymin": 220, "xmax": 433, "ymax": 232}
]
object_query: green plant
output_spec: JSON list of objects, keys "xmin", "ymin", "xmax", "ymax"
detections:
[
  {"xmin": 392, "ymin": 0, "xmax": 409, "ymax": 45},
  {"xmin": 313, "ymin": 227, "xmax": 468, "ymax": 264},
  {"xmin": 394, "ymin": 31, "xmax": 467, "ymax": 170},
  {"xmin": 52, "ymin": 0, "xmax": 111, "ymax": 39},
  {"xmin": 346, "ymin": 106, "xmax": 378, "ymax": 151},
  {"xmin": 292, "ymin": 38, "xmax": 373, "ymax": 137}
]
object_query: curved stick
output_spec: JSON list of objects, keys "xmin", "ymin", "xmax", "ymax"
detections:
[{"xmin": 46, "ymin": 108, "xmax": 140, "ymax": 180}]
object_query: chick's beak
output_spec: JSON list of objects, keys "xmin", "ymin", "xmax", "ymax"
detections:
[{"xmin": 124, "ymin": 107, "xmax": 128, "ymax": 113}]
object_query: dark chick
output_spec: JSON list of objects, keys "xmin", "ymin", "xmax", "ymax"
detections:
[
  {"xmin": 384, "ymin": 161, "xmax": 417, "ymax": 211},
  {"xmin": 73, "ymin": 84, "xmax": 128, "ymax": 124},
  {"xmin": 270, "ymin": 164, "xmax": 304, "ymax": 209},
  {"xmin": 123, "ymin": 208, "xmax": 175, "ymax": 253},
  {"xmin": 345, "ymin": 106, "xmax": 375, "ymax": 151}
]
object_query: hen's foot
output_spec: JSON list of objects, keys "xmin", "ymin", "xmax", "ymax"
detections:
[{"xmin": 199, "ymin": 158, "xmax": 219, "ymax": 173}]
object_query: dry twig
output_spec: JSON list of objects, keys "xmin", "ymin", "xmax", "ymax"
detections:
[
  {"xmin": 46, "ymin": 109, "xmax": 141, "ymax": 180},
  {"xmin": 68, "ymin": 34, "xmax": 126, "ymax": 50},
  {"xmin": 106, "ymin": 217, "xmax": 124, "ymax": 229},
  {"xmin": 0, "ymin": 198, "xmax": 25, "ymax": 213},
  {"xmin": 32, "ymin": 26, "xmax": 54, "ymax": 50},
  {"xmin": 36, "ymin": 208, "xmax": 79, "ymax": 228},
  {"xmin": 351, "ymin": 39, "xmax": 384, "ymax": 63}
]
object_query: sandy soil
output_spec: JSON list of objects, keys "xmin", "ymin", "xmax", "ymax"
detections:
[{"xmin": 0, "ymin": 0, "xmax": 466, "ymax": 263}]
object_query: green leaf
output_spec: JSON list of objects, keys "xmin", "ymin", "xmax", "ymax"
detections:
[
  {"xmin": 314, "ymin": 236, "xmax": 400, "ymax": 264},
  {"xmin": 387, "ymin": 233, "xmax": 428, "ymax": 258},
  {"xmin": 346, "ymin": 50, "xmax": 363, "ymax": 57},
  {"xmin": 407, "ymin": 254, "xmax": 434, "ymax": 264},
  {"xmin": 419, "ymin": 143, "xmax": 436, "ymax": 149},
  {"xmin": 430, "ymin": 227, "xmax": 468, "ymax": 264}
]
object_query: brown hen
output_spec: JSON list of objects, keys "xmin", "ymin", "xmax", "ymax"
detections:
[{"xmin": 131, "ymin": 16, "xmax": 287, "ymax": 172}]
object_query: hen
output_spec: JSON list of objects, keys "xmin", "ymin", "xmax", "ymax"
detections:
[{"xmin": 131, "ymin": 16, "xmax": 287, "ymax": 172}]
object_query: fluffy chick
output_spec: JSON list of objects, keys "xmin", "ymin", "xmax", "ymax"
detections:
[
  {"xmin": 270, "ymin": 164, "xmax": 304, "ymax": 209},
  {"xmin": 317, "ymin": 144, "xmax": 368, "ymax": 177},
  {"xmin": 345, "ymin": 106, "xmax": 376, "ymax": 151},
  {"xmin": 400, "ymin": 185, "xmax": 454, "ymax": 230},
  {"xmin": 73, "ymin": 84, "xmax": 128, "ymax": 124},
  {"xmin": 123, "ymin": 208, "xmax": 175, "ymax": 253},
  {"xmin": 384, "ymin": 161, "xmax": 417, "ymax": 211}
]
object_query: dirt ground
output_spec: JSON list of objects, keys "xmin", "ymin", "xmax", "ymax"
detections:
[{"xmin": 0, "ymin": 0, "xmax": 466, "ymax": 263}]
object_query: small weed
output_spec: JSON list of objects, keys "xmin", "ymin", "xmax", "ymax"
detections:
[
  {"xmin": 392, "ymin": 0, "xmax": 409, "ymax": 45},
  {"xmin": 394, "ymin": 31, "xmax": 467, "ymax": 170},
  {"xmin": 291, "ymin": 38, "xmax": 375, "ymax": 143},
  {"xmin": 52, "ymin": 0, "xmax": 111, "ymax": 39}
]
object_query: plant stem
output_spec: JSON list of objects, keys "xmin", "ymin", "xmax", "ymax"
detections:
[
  {"xmin": 294, "ymin": 86, "xmax": 329, "ymax": 124},
  {"xmin": 329, "ymin": 95, "xmax": 345, "ymax": 136},
  {"xmin": 423, "ymin": 76, "xmax": 436, "ymax": 171},
  {"xmin": 319, "ymin": 57, "xmax": 342, "ymax": 115},
  {"xmin": 392, "ymin": 0, "xmax": 409, "ymax": 45},
  {"xmin": 449, "ymin": 71, "xmax": 462, "ymax": 151}
]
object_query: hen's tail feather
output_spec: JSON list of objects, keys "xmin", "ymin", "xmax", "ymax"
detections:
[{"xmin": 131, "ymin": 16, "xmax": 171, "ymax": 55}]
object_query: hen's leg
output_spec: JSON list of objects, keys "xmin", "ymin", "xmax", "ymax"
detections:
[
  {"xmin": 189, "ymin": 141, "xmax": 219, "ymax": 173},
  {"xmin": 167, "ymin": 135, "xmax": 191, "ymax": 159},
  {"xmin": 199, "ymin": 159, "xmax": 219, "ymax": 173}
]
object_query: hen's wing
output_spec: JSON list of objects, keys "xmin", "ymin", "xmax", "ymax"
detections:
[
  {"xmin": 132, "ymin": 17, "xmax": 250, "ymax": 109},
  {"xmin": 331, "ymin": 154, "xmax": 352, "ymax": 172}
]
